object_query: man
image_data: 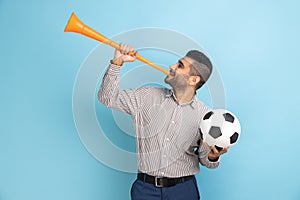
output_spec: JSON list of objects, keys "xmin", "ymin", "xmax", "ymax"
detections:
[{"xmin": 98, "ymin": 43, "xmax": 228, "ymax": 200}]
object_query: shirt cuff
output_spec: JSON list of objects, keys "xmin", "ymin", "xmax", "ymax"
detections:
[{"xmin": 106, "ymin": 63, "xmax": 121, "ymax": 75}]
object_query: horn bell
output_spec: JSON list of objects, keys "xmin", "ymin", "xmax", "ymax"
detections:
[{"xmin": 64, "ymin": 12, "xmax": 84, "ymax": 33}]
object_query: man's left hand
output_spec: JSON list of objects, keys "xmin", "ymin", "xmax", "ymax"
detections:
[{"xmin": 204, "ymin": 142, "xmax": 228, "ymax": 162}]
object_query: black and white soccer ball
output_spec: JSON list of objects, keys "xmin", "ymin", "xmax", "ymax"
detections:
[{"xmin": 200, "ymin": 109, "xmax": 241, "ymax": 149}]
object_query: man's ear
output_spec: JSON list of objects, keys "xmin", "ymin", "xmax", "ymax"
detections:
[{"xmin": 189, "ymin": 75, "xmax": 201, "ymax": 86}]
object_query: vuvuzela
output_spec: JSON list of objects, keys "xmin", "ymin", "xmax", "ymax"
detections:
[{"xmin": 64, "ymin": 12, "xmax": 169, "ymax": 75}]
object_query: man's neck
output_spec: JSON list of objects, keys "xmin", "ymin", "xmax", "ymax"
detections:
[{"xmin": 173, "ymin": 88, "xmax": 195, "ymax": 104}]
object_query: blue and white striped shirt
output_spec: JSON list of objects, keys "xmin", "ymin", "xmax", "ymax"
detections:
[{"xmin": 98, "ymin": 64, "xmax": 219, "ymax": 178}]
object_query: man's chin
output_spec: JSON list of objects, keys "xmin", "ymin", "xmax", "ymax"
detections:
[
  {"xmin": 164, "ymin": 76, "xmax": 171, "ymax": 84},
  {"xmin": 164, "ymin": 77, "xmax": 174, "ymax": 87}
]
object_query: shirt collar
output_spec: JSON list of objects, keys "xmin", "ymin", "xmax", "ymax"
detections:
[{"xmin": 165, "ymin": 89, "xmax": 196, "ymax": 109}]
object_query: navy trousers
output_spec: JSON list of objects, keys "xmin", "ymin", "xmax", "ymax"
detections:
[{"xmin": 130, "ymin": 176, "xmax": 200, "ymax": 200}]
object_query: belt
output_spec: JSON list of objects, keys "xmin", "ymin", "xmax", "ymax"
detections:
[{"xmin": 137, "ymin": 173, "xmax": 194, "ymax": 187}]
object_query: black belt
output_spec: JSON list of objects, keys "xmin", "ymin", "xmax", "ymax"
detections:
[{"xmin": 137, "ymin": 173, "xmax": 194, "ymax": 187}]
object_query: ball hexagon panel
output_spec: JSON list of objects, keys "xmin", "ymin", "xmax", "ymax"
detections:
[
  {"xmin": 230, "ymin": 132, "xmax": 239, "ymax": 144},
  {"xmin": 208, "ymin": 126, "xmax": 222, "ymax": 139},
  {"xmin": 203, "ymin": 111, "xmax": 214, "ymax": 120},
  {"xmin": 223, "ymin": 113, "xmax": 235, "ymax": 123}
]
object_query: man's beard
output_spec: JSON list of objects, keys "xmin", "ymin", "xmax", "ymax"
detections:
[{"xmin": 164, "ymin": 73, "xmax": 188, "ymax": 90}]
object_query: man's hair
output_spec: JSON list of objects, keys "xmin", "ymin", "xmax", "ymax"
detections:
[
  {"xmin": 189, "ymin": 65, "xmax": 206, "ymax": 90},
  {"xmin": 186, "ymin": 50, "xmax": 213, "ymax": 90}
]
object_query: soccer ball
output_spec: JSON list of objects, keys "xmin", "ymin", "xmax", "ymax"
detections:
[{"xmin": 200, "ymin": 109, "xmax": 241, "ymax": 150}]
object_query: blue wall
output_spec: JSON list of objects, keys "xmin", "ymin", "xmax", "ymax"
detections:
[{"xmin": 1, "ymin": 0, "xmax": 300, "ymax": 199}]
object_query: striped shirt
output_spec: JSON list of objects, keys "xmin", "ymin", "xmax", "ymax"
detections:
[{"xmin": 98, "ymin": 64, "xmax": 219, "ymax": 178}]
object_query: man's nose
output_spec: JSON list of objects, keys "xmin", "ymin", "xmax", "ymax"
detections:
[{"xmin": 169, "ymin": 64, "xmax": 177, "ymax": 70}]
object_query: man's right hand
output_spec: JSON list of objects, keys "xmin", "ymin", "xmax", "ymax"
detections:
[{"xmin": 111, "ymin": 43, "xmax": 138, "ymax": 66}]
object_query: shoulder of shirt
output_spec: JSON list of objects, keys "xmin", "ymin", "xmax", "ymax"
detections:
[
  {"xmin": 135, "ymin": 85, "xmax": 169, "ymax": 95},
  {"xmin": 193, "ymin": 96, "xmax": 211, "ymax": 111}
]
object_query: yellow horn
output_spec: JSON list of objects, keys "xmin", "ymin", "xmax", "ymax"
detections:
[{"xmin": 64, "ymin": 12, "xmax": 169, "ymax": 75}]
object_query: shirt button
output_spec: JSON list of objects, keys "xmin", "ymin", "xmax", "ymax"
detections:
[
  {"xmin": 166, "ymin": 138, "xmax": 170, "ymax": 141},
  {"xmin": 171, "ymin": 121, "xmax": 175, "ymax": 124},
  {"xmin": 161, "ymin": 172, "xmax": 165, "ymax": 175}
]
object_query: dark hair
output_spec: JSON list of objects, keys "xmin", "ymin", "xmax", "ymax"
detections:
[
  {"xmin": 186, "ymin": 50, "xmax": 213, "ymax": 90},
  {"xmin": 189, "ymin": 65, "xmax": 205, "ymax": 90}
]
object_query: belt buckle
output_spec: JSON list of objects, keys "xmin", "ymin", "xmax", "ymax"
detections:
[{"xmin": 155, "ymin": 177, "xmax": 163, "ymax": 187}]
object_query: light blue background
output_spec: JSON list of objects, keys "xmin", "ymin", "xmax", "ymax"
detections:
[{"xmin": 1, "ymin": 0, "xmax": 299, "ymax": 200}]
